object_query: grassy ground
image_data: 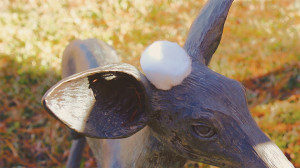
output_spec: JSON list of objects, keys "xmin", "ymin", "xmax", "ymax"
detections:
[{"xmin": 0, "ymin": 0, "xmax": 299, "ymax": 167}]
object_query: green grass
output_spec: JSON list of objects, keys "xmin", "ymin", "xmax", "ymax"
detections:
[{"xmin": 0, "ymin": 0, "xmax": 299, "ymax": 167}]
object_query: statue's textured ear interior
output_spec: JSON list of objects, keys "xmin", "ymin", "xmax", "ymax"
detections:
[{"xmin": 42, "ymin": 64, "xmax": 150, "ymax": 139}]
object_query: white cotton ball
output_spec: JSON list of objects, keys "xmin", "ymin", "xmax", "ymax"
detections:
[{"xmin": 140, "ymin": 41, "xmax": 192, "ymax": 90}]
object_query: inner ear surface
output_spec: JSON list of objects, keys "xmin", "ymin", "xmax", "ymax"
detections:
[{"xmin": 85, "ymin": 72, "xmax": 147, "ymax": 138}]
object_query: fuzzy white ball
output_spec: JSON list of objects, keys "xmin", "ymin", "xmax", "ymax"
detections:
[{"xmin": 140, "ymin": 41, "xmax": 192, "ymax": 90}]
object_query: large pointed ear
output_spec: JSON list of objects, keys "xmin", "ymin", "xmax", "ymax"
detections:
[
  {"xmin": 184, "ymin": 0, "xmax": 234, "ymax": 65},
  {"xmin": 42, "ymin": 63, "xmax": 151, "ymax": 139}
]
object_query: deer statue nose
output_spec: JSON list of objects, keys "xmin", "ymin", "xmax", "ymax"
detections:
[
  {"xmin": 242, "ymin": 125, "xmax": 294, "ymax": 168},
  {"xmin": 252, "ymin": 141, "xmax": 294, "ymax": 168}
]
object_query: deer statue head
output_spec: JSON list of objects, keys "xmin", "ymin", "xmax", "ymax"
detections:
[{"xmin": 42, "ymin": 0, "xmax": 294, "ymax": 167}]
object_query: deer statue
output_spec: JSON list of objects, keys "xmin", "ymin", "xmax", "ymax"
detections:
[{"xmin": 42, "ymin": 0, "xmax": 295, "ymax": 167}]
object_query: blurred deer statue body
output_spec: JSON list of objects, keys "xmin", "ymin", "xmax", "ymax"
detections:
[{"xmin": 42, "ymin": 0, "xmax": 295, "ymax": 167}]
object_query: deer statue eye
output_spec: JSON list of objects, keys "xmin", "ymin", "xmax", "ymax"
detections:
[{"xmin": 192, "ymin": 123, "xmax": 216, "ymax": 138}]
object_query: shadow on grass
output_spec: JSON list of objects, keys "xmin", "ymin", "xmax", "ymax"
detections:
[
  {"xmin": 242, "ymin": 62, "xmax": 299, "ymax": 107},
  {"xmin": 0, "ymin": 54, "xmax": 96, "ymax": 167}
]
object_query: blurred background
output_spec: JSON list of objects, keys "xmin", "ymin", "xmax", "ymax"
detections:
[{"xmin": 0, "ymin": 0, "xmax": 299, "ymax": 167}]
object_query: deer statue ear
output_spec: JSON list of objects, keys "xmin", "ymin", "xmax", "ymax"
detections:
[
  {"xmin": 42, "ymin": 63, "xmax": 151, "ymax": 139},
  {"xmin": 184, "ymin": 0, "xmax": 234, "ymax": 65}
]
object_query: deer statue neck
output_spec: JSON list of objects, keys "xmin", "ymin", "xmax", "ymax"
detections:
[{"xmin": 86, "ymin": 126, "xmax": 187, "ymax": 168}]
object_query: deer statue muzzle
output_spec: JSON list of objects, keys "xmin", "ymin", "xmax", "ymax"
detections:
[{"xmin": 42, "ymin": 0, "xmax": 295, "ymax": 167}]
